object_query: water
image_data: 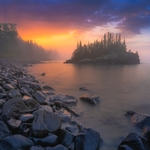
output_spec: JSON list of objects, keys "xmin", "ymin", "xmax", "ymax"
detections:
[{"xmin": 27, "ymin": 61, "xmax": 150, "ymax": 149}]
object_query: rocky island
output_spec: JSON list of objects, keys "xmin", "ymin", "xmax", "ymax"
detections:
[{"xmin": 65, "ymin": 32, "xmax": 140, "ymax": 64}]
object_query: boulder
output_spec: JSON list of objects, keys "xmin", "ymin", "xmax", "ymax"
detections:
[
  {"xmin": 3, "ymin": 84, "xmax": 14, "ymax": 91},
  {"xmin": 19, "ymin": 113, "xmax": 34, "ymax": 123},
  {"xmin": 7, "ymin": 89, "xmax": 22, "ymax": 98},
  {"xmin": 37, "ymin": 133, "xmax": 58, "ymax": 147},
  {"xmin": 30, "ymin": 146, "xmax": 45, "ymax": 150},
  {"xmin": 80, "ymin": 93, "xmax": 101, "ymax": 105},
  {"xmin": 0, "ymin": 121, "xmax": 11, "ymax": 141},
  {"xmin": 0, "ymin": 93, "xmax": 6, "ymax": 99},
  {"xmin": 32, "ymin": 109, "xmax": 61, "ymax": 137},
  {"xmin": 74, "ymin": 128, "xmax": 101, "ymax": 150},
  {"xmin": 50, "ymin": 94, "xmax": 77, "ymax": 105},
  {"xmin": 25, "ymin": 81, "xmax": 42, "ymax": 91},
  {"xmin": 118, "ymin": 132, "xmax": 150, "ymax": 150},
  {"xmin": 1, "ymin": 97, "xmax": 33, "ymax": 119},
  {"xmin": 43, "ymin": 85, "xmax": 54, "ymax": 91},
  {"xmin": 7, "ymin": 118, "xmax": 21, "ymax": 129},
  {"xmin": 0, "ymin": 134, "xmax": 34, "ymax": 150},
  {"xmin": 79, "ymin": 87, "xmax": 88, "ymax": 91},
  {"xmin": 41, "ymin": 73, "xmax": 46, "ymax": 76},
  {"xmin": 0, "ymin": 86, "xmax": 6, "ymax": 93},
  {"xmin": 56, "ymin": 129, "xmax": 74, "ymax": 147},
  {"xmin": 0, "ymin": 99, "xmax": 5, "ymax": 108},
  {"xmin": 33, "ymin": 91, "xmax": 46, "ymax": 104},
  {"xmin": 126, "ymin": 111, "xmax": 150, "ymax": 129}
]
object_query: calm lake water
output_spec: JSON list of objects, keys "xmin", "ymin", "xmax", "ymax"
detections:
[{"xmin": 27, "ymin": 61, "xmax": 150, "ymax": 150}]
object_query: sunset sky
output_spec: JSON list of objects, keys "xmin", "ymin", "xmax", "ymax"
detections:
[{"xmin": 0, "ymin": 0, "xmax": 150, "ymax": 62}]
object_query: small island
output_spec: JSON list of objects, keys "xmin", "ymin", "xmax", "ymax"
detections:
[{"xmin": 66, "ymin": 32, "xmax": 140, "ymax": 64}]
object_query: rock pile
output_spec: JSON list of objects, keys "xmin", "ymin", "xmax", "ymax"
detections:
[{"xmin": 0, "ymin": 61, "xmax": 102, "ymax": 150}]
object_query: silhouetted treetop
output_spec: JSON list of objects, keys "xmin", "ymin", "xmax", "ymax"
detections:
[{"xmin": 66, "ymin": 32, "xmax": 140, "ymax": 64}]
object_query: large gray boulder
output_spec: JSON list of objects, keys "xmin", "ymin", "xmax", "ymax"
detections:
[
  {"xmin": 1, "ymin": 97, "xmax": 32, "ymax": 119},
  {"xmin": 0, "ymin": 121, "xmax": 11, "ymax": 141},
  {"xmin": 7, "ymin": 89, "xmax": 22, "ymax": 98},
  {"xmin": 118, "ymin": 132, "xmax": 150, "ymax": 150},
  {"xmin": 0, "ymin": 134, "xmax": 34, "ymax": 150},
  {"xmin": 24, "ymin": 81, "xmax": 42, "ymax": 91},
  {"xmin": 32, "ymin": 109, "xmax": 61, "ymax": 137},
  {"xmin": 33, "ymin": 91, "xmax": 46, "ymax": 104},
  {"xmin": 74, "ymin": 128, "xmax": 101, "ymax": 150}
]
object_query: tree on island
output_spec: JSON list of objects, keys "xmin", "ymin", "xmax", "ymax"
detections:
[
  {"xmin": 66, "ymin": 32, "xmax": 140, "ymax": 64},
  {"xmin": 0, "ymin": 23, "xmax": 56, "ymax": 61}
]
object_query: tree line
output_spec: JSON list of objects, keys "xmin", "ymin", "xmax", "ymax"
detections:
[
  {"xmin": 0, "ymin": 23, "xmax": 56, "ymax": 61},
  {"xmin": 68, "ymin": 32, "xmax": 140, "ymax": 64}
]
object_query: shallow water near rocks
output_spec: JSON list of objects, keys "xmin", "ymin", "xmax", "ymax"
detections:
[{"xmin": 27, "ymin": 61, "xmax": 150, "ymax": 150}]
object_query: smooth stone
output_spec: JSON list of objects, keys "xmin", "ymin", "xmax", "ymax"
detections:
[
  {"xmin": 118, "ymin": 132, "xmax": 150, "ymax": 150},
  {"xmin": 25, "ymin": 81, "xmax": 42, "ymax": 91},
  {"xmin": 80, "ymin": 93, "xmax": 101, "ymax": 105},
  {"xmin": 74, "ymin": 128, "xmax": 101, "ymax": 150},
  {"xmin": 7, "ymin": 118, "xmax": 21, "ymax": 128},
  {"xmin": 56, "ymin": 129, "xmax": 74, "ymax": 147},
  {"xmin": 50, "ymin": 94, "xmax": 77, "ymax": 105},
  {"xmin": 39, "ymin": 105, "xmax": 53, "ymax": 113},
  {"xmin": 0, "ymin": 93, "xmax": 6, "ymax": 99},
  {"xmin": 1, "ymin": 97, "xmax": 33, "ymax": 119},
  {"xmin": 3, "ymin": 84, "xmax": 14, "ymax": 91},
  {"xmin": 22, "ymin": 95, "xmax": 32, "ymax": 101},
  {"xmin": 33, "ymin": 91, "xmax": 46, "ymax": 104},
  {"xmin": 7, "ymin": 89, "xmax": 22, "ymax": 98},
  {"xmin": 19, "ymin": 114, "xmax": 34, "ymax": 122},
  {"xmin": 0, "ymin": 121, "xmax": 11, "ymax": 141},
  {"xmin": 32, "ymin": 109, "xmax": 61, "ymax": 137},
  {"xmin": 42, "ymin": 85, "xmax": 54, "ymax": 91},
  {"xmin": 37, "ymin": 133, "xmax": 58, "ymax": 147},
  {"xmin": 0, "ymin": 134, "xmax": 34, "ymax": 150},
  {"xmin": 66, "ymin": 125, "xmax": 76, "ymax": 133},
  {"xmin": 45, "ymin": 144, "xmax": 68, "ymax": 150},
  {"xmin": 41, "ymin": 73, "xmax": 46, "ymax": 76},
  {"xmin": 0, "ymin": 99, "xmax": 5, "ymax": 108},
  {"xmin": 0, "ymin": 86, "xmax": 6, "ymax": 93}
]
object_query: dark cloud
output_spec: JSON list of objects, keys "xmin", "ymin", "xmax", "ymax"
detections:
[{"xmin": 0, "ymin": 0, "xmax": 150, "ymax": 34}]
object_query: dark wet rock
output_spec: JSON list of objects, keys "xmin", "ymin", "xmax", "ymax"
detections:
[
  {"xmin": 0, "ymin": 134, "xmax": 34, "ymax": 150},
  {"xmin": 7, "ymin": 89, "xmax": 22, "ymax": 98},
  {"xmin": 80, "ymin": 93, "xmax": 101, "ymax": 105},
  {"xmin": 74, "ymin": 128, "xmax": 101, "ymax": 150},
  {"xmin": 57, "ymin": 111, "xmax": 71, "ymax": 123},
  {"xmin": 56, "ymin": 129, "xmax": 74, "ymax": 147},
  {"xmin": 23, "ymin": 98, "xmax": 40, "ymax": 111},
  {"xmin": 19, "ymin": 113, "xmax": 34, "ymax": 123},
  {"xmin": 45, "ymin": 144, "xmax": 68, "ymax": 150},
  {"xmin": 33, "ymin": 91, "xmax": 46, "ymax": 104},
  {"xmin": 0, "ymin": 86, "xmax": 6, "ymax": 93},
  {"xmin": 41, "ymin": 73, "xmax": 46, "ymax": 76},
  {"xmin": 37, "ymin": 133, "xmax": 58, "ymax": 147},
  {"xmin": 0, "ymin": 121, "xmax": 11, "ymax": 141},
  {"xmin": 3, "ymin": 83, "xmax": 14, "ymax": 91},
  {"xmin": 39, "ymin": 105, "xmax": 53, "ymax": 113},
  {"xmin": 7, "ymin": 118, "xmax": 21, "ymax": 128},
  {"xmin": 79, "ymin": 87, "xmax": 88, "ymax": 91},
  {"xmin": 118, "ymin": 132, "xmax": 150, "ymax": 150},
  {"xmin": 142, "ymin": 126, "xmax": 150, "ymax": 146},
  {"xmin": 25, "ymin": 81, "xmax": 42, "ymax": 91},
  {"xmin": 32, "ymin": 109, "xmax": 61, "ymax": 137},
  {"xmin": 1, "ymin": 97, "xmax": 34, "ymax": 119},
  {"xmin": 0, "ymin": 93, "xmax": 6, "ymax": 99},
  {"xmin": 50, "ymin": 94, "xmax": 77, "ymax": 105},
  {"xmin": 125, "ymin": 111, "xmax": 150, "ymax": 129},
  {"xmin": 30, "ymin": 146, "xmax": 45, "ymax": 150},
  {"xmin": 20, "ymin": 123, "xmax": 32, "ymax": 136},
  {"xmin": 43, "ymin": 85, "xmax": 54, "ymax": 91},
  {"xmin": 66, "ymin": 125, "xmax": 76, "ymax": 133}
]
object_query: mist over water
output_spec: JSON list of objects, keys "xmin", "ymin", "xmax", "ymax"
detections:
[{"xmin": 27, "ymin": 61, "xmax": 150, "ymax": 150}]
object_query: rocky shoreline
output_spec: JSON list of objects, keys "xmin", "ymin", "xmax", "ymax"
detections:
[{"xmin": 0, "ymin": 60, "xmax": 150, "ymax": 150}]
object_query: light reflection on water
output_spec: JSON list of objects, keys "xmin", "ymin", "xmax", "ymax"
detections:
[{"xmin": 27, "ymin": 61, "xmax": 150, "ymax": 150}]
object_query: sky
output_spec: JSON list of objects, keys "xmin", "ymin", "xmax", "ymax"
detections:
[{"xmin": 0, "ymin": 0, "xmax": 150, "ymax": 62}]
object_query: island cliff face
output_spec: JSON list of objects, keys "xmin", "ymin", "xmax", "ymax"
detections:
[{"xmin": 66, "ymin": 32, "xmax": 140, "ymax": 64}]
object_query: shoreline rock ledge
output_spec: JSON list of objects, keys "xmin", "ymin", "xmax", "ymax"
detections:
[{"xmin": 0, "ymin": 61, "xmax": 102, "ymax": 150}]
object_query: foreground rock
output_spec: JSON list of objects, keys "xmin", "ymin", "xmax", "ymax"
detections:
[
  {"xmin": 118, "ymin": 132, "xmax": 150, "ymax": 150},
  {"xmin": 80, "ymin": 93, "xmax": 101, "ymax": 105},
  {"xmin": 0, "ymin": 61, "xmax": 102, "ymax": 150}
]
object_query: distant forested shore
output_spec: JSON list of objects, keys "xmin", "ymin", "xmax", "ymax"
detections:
[
  {"xmin": 66, "ymin": 32, "xmax": 140, "ymax": 64},
  {"xmin": 0, "ymin": 23, "xmax": 57, "ymax": 62}
]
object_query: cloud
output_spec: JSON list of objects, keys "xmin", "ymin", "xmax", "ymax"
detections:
[{"xmin": 0, "ymin": 0, "xmax": 150, "ymax": 35}]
